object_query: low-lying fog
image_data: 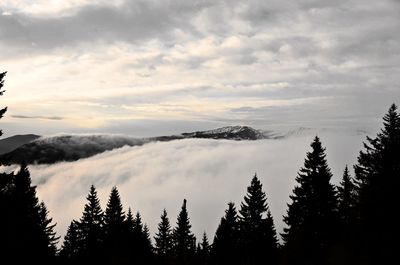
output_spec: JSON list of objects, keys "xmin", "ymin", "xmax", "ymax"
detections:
[{"xmin": 10, "ymin": 130, "xmax": 368, "ymax": 243}]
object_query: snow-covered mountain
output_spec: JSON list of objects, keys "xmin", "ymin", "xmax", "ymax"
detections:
[{"xmin": 0, "ymin": 126, "xmax": 270, "ymax": 165}]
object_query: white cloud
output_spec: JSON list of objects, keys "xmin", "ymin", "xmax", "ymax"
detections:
[{"xmin": 26, "ymin": 131, "xmax": 365, "ymax": 243}]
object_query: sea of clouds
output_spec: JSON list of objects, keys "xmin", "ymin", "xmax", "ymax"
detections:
[{"xmin": 7, "ymin": 130, "xmax": 367, "ymax": 243}]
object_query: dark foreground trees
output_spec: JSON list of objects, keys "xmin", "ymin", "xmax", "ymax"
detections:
[
  {"xmin": 172, "ymin": 199, "xmax": 196, "ymax": 265},
  {"xmin": 1, "ymin": 73, "xmax": 59, "ymax": 262},
  {"xmin": 0, "ymin": 71, "xmax": 7, "ymax": 139},
  {"xmin": 282, "ymin": 136, "xmax": 339, "ymax": 265},
  {"xmin": 239, "ymin": 174, "xmax": 279, "ymax": 265},
  {"xmin": 354, "ymin": 103, "xmax": 400, "ymax": 264},
  {"xmin": 0, "ymin": 163, "xmax": 58, "ymax": 263},
  {"xmin": 212, "ymin": 202, "xmax": 239, "ymax": 265}
]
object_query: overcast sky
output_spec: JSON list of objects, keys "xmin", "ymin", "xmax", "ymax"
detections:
[{"xmin": 1, "ymin": 0, "xmax": 399, "ymax": 137}]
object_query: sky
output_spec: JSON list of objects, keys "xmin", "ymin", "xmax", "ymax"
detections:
[
  {"xmin": 1, "ymin": 0, "xmax": 398, "ymax": 244},
  {"xmin": 0, "ymin": 0, "xmax": 399, "ymax": 137}
]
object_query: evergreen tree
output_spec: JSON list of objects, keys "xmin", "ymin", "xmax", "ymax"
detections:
[
  {"xmin": 104, "ymin": 187, "xmax": 125, "ymax": 230},
  {"xmin": 239, "ymin": 174, "xmax": 279, "ymax": 265},
  {"xmin": 78, "ymin": 185, "xmax": 104, "ymax": 262},
  {"xmin": 12, "ymin": 163, "xmax": 58, "ymax": 262},
  {"xmin": 1, "ymin": 75, "xmax": 58, "ymax": 262},
  {"xmin": 337, "ymin": 166, "xmax": 357, "ymax": 227},
  {"xmin": 354, "ymin": 103, "xmax": 400, "ymax": 264},
  {"xmin": 38, "ymin": 202, "xmax": 59, "ymax": 256},
  {"xmin": 125, "ymin": 207, "xmax": 135, "ymax": 233},
  {"xmin": 282, "ymin": 136, "xmax": 338, "ymax": 265},
  {"xmin": 335, "ymin": 166, "xmax": 358, "ymax": 265},
  {"xmin": 60, "ymin": 220, "xmax": 81, "ymax": 261},
  {"xmin": 172, "ymin": 199, "xmax": 196, "ymax": 264},
  {"xmin": 103, "ymin": 186, "xmax": 126, "ymax": 264},
  {"xmin": 143, "ymin": 224, "xmax": 153, "ymax": 252},
  {"xmin": 120, "ymin": 208, "xmax": 137, "ymax": 264},
  {"xmin": 0, "ymin": 71, "xmax": 14, "ymax": 258},
  {"xmin": 197, "ymin": 232, "xmax": 210, "ymax": 265},
  {"xmin": 0, "ymin": 71, "xmax": 7, "ymax": 139},
  {"xmin": 212, "ymin": 202, "xmax": 240, "ymax": 265},
  {"xmin": 155, "ymin": 209, "xmax": 173, "ymax": 256},
  {"xmin": 133, "ymin": 211, "xmax": 144, "ymax": 236},
  {"xmin": 131, "ymin": 211, "xmax": 154, "ymax": 264}
]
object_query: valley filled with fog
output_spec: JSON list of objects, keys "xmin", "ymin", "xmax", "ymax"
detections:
[{"xmin": 20, "ymin": 129, "xmax": 367, "ymax": 242}]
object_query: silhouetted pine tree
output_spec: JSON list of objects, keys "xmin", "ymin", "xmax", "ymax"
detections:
[
  {"xmin": 172, "ymin": 199, "xmax": 196, "ymax": 265},
  {"xmin": 143, "ymin": 224, "xmax": 153, "ymax": 252},
  {"xmin": 125, "ymin": 208, "xmax": 135, "ymax": 232},
  {"xmin": 60, "ymin": 220, "xmax": 81, "ymax": 261},
  {"xmin": 338, "ymin": 166, "xmax": 357, "ymax": 227},
  {"xmin": 0, "ymin": 71, "xmax": 7, "ymax": 139},
  {"xmin": 212, "ymin": 202, "xmax": 240, "ymax": 265},
  {"xmin": 282, "ymin": 136, "xmax": 338, "ymax": 265},
  {"xmin": 196, "ymin": 232, "xmax": 210, "ymax": 265},
  {"xmin": 354, "ymin": 103, "xmax": 400, "ymax": 264},
  {"xmin": 335, "ymin": 166, "xmax": 358, "ymax": 264},
  {"xmin": 78, "ymin": 185, "xmax": 104, "ymax": 262},
  {"xmin": 131, "ymin": 212, "xmax": 154, "ymax": 264},
  {"xmin": 38, "ymin": 202, "xmax": 59, "ymax": 255},
  {"xmin": 120, "ymin": 208, "xmax": 137, "ymax": 263},
  {"xmin": 103, "ymin": 186, "xmax": 127, "ymax": 264},
  {"xmin": 238, "ymin": 174, "xmax": 279, "ymax": 265},
  {"xmin": 12, "ymin": 163, "xmax": 58, "ymax": 262},
  {"xmin": 155, "ymin": 209, "xmax": 173, "ymax": 261},
  {"xmin": 0, "ymin": 71, "xmax": 11, "ymax": 256}
]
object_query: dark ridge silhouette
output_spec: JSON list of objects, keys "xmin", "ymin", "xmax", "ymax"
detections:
[
  {"xmin": 0, "ymin": 134, "xmax": 40, "ymax": 155},
  {"xmin": 0, "ymin": 126, "xmax": 273, "ymax": 165}
]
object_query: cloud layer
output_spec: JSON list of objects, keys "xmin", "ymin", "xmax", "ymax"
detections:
[
  {"xmin": 22, "ymin": 131, "xmax": 365, "ymax": 243},
  {"xmin": 0, "ymin": 0, "xmax": 399, "ymax": 136}
]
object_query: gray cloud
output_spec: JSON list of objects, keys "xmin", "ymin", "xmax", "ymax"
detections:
[
  {"xmin": 11, "ymin": 115, "xmax": 64, "ymax": 120},
  {"xmin": 0, "ymin": 0, "xmax": 399, "ymax": 141},
  {"xmin": 0, "ymin": 0, "xmax": 211, "ymax": 51}
]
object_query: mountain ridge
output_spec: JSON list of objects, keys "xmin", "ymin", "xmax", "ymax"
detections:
[{"xmin": 0, "ymin": 126, "xmax": 270, "ymax": 165}]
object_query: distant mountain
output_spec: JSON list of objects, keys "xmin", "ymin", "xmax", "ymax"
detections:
[
  {"xmin": 181, "ymin": 125, "xmax": 266, "ymax": 140},
  {"xmin": 0, "ymin": 126, "xmax": 270, "ymax": 165},
  {"xmin": 0, "ymin": 134, "xmax": 40, "ymax": 155}
]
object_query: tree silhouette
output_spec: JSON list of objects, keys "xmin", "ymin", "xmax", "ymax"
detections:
[
  {"xmin": 60, "ymin": 220, "xmax": 81, "ymax": 261},
  {"xmin": 78, "ymin": 185, "xmax": 104, "ymax": 263},
  {"xmin": 282, "ymin": 136, "xmax": 338, "ymax": 265},
  {"xmin": 239, "ymin": 174, "xmax": 279, "ymax": 265},
  {"xmin": 354, "ymin": 103, "xmax": 400, "ymax": 264},
  {"xmin": 155, "ymin": 208, "xmax": 173, "ymax": 261},
  {"xmin": 131, "ymin": 211, "xmax": 154, "ymax": 264},
  {"xmin": 196, "ymin": 232, "xmax": 210, "ymax": 265},
  {"xmin": 212, "ymin": 202, "xmax": 240, "ymax": 265},
  {"xmin": 172, "ymin": 199, "xmax": 196, "ymax": 265},
  {"xmin": 0, "ymin": 71, "xmax": 7, "ymax": 139},
  {"xmin": 334, "ymin": 166, "xmax": 358, "ymax": 264},
  {"xmin": 10, "ymin": 163, "xmax": 58, "ymax": 262},
  {"xmin": 103, "ymin": 186, "xmax": 126, "ymax": 264},
  {"xmin": 338, "ymin": 166, "xmax": 357, "ymax": 226}
]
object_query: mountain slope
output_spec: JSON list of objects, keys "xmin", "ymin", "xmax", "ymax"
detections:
[
  {"xmin": 0, "ymin": 134, "xmax": 40, "ymax": 155},
  {"xmin": 0, "ymin": 126, "xmax": 268, "ymax": 165}
]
